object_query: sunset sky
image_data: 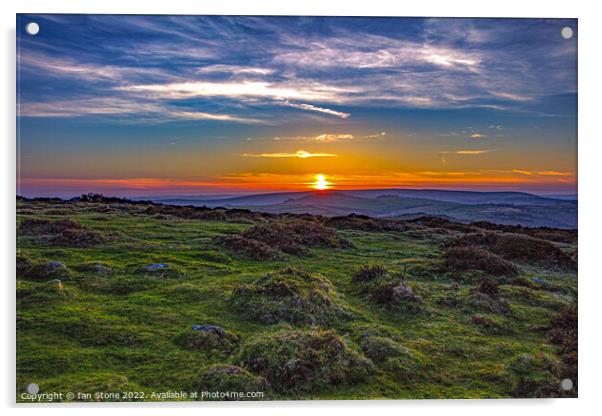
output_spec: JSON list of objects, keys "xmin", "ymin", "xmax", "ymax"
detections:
[{"xmin": 17, "ymin": 15, "xmax": 577, "ymax": 197}]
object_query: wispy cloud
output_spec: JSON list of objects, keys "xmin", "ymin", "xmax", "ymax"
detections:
[
  {"xmin": 512, "ymin": 169, "xmax": 572, "ymax": 176},
  {"xmin": 241, "ymin": 150, "xmax": 337, "ymax": 158},
  {"xmin": 441, "ymin": 149, "xmax": 496, "ymax": 155},
  {"xmin": 284, "ymin": 102, "xmax": 350, "ymax": 119}
]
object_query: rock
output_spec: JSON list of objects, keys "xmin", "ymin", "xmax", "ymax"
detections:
[
  {"xmin": 146, "ymin": 263, "xmax": 169, "ymax": 272},
  {"xmin": 191, "ymin": 324, "xmax": 226, "ymax": 337},
  {"xmin": 23, "ymin": 261, "xmax": 70, "ymax": 281},
  {"xmin": 94, "ymin": 264, "xmax": 111, "ymax": 274}
]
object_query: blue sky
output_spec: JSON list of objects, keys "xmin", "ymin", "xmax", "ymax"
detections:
[{"xmin": 16, "ymin": 15, "xmax": 577, "ymax": 196}]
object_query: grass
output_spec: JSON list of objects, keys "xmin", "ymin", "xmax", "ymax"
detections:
[{"xmin": 16, "ymin": 198, "xmax": 578, "ymax": 401}]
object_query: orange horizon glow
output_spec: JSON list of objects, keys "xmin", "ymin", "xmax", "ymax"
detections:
[{"xmin": 17, "ymin": 169, "xmax": 577, "ymax": 197}]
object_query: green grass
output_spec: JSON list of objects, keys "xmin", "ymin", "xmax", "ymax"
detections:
[{"xmin": 16, "ymin": 199, "xmax": 577, "ymax": 401}]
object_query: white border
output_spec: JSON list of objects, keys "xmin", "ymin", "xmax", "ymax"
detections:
[{"xmin": 3, "ymin": 1, "xmax": 601, "ymax": 415}]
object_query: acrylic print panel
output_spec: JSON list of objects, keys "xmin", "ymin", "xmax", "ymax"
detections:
[{"xmin": 16, "ymin": 14, "xmax": 577, "ymax": 402}]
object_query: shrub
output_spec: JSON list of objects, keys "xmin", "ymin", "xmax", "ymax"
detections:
[
  {"xmin": 359, "ymin": 335, "xmax": 408, "ymax": 363},
  {"xmin": 506, "ymin": 353, "xmax": 560, "ymax": 398},
  {"xmin": 449, "ymin": 232, "xmax": 575, "ymax": 268},
  {"xmin": 16, "ymin": 253, "xmax": 33, "ymax": 277},
  {"xmin": 476, "ymin": 278, "xmax": 500, "ymax": 296},
  {"xmin": 194, "ymin": 364, "xmax": 267, "ymax": 400},
  {"xmin": 18, "ymin": 218, "xmax": 103, "ymax": 247},
  {"xmin": 174, "ymin": 326, "xmax": 239, "ymax": 355},
  {"xmin": 230, "ymin": 268, "xmax": 351, "ymax": 325},
  {"xmin": 17, "ymin": 279, "xmax": 77, "ymax": 304},
  {"xmin": 325, "ymin": 214, "xmax": 407, "ymax": 232},
  {"xmin": 471, "ymin": 314, "xmax": 506, "ymax": 335},
  {"xmin": 238, "ymin": 329, "xmax": 372, "ymax": 394},
  {"xmin": 369, "ymin": 281, "xmax": 423, "ymax": 312},
  {"xmin": 213, "ymin": 235, "xmax": 279, "ymax": 260},
  {"xmin": 353, "ymin": 266, "xmax": 422, "ymax": 313},
  {"xmin": 353, "ymin": 263, "xmax": 387, "ymax": 282},
  {"xmin": 23, "ymin": 261, "xmax": 70, "ymax": 281},
  {"xmin": 548, "ymin": 305, "xmax": 577, "ymax": 386},
  {"xmin": 443, "ymin": 246, "xmax": 518, "ymax": 276},
  {"xmin": 241, "ymin": 219, "xmax": 351, "ymax": 255}
]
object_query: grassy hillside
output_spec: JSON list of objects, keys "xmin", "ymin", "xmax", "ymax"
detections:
[{"xmin": 16, "ymin": 198, "xmax": 578, "ymax": 401}]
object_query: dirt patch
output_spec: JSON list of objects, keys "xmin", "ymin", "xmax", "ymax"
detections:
[
  {"xmin": 194, "ymin": 365, "xmax": 267, "ymax": 400},
  {"xmin": 238, "ymin": 329, "xmax": 372, "ymax": 394},
  {"xmin": 230, "ymin": 268, "xmax": 352, "ymax": 325}
]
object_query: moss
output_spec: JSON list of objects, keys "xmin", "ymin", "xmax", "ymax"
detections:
[
  {"xmin": 41, "ymin": 373, "xmax": 143, "ymax": 402},
  {"xmin": 173, "ymin": 327, "xmax": 239, "ymax": 355},
  {"xmin": 230, "ymin": 268, "xmax": 352, "ymax": 325},
  {"xmin": 194, "ymin": 364, "xmax": 267, "ymax": 400},
  {"xmin": 17, "ymin": 279, "xmax": 77, "ymax": 304},
  {"xmin": 238, "ymin": 329, "xmax": 373, "ymax": 394}
]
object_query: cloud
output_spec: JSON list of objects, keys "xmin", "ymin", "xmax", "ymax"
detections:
[
  {"xmin": 284, "ymin": 102, "xmax": 350, "ymax": 119},
  {"xmin": 250, "ymin": 132, "xmax": 386, "ymax": 143},
  {"xmin": 469, "ymin": 133, "xmax": 486, "ymax": 139},
  {"xmin": 168, "ymin": 111, "xmax": 266, "ymax": 124},
  {"xmin": 440, "ymin": 149, "xmax": 496, "ymax": 155},
  {"xmin": 512, "ymin": 169, "xmax": 572, "ymax": 177},
  {"xmin": 195, "ymin": 64, "xmax": 275, "ymax": 76},
  {"xmin": 117, "ymin": 81, "xmax": 352, "ymax": 102},
  {"xmin": 241, "ymin": 150, "xmax": 337, "ymax": 158}
]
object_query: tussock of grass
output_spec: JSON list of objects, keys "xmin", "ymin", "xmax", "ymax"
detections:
[
  {"xmin": 213, "ymin": 235, "xmax": 279, "ymax": 260},
  {"xmin": 194, "ymin": 364, "xmax": 267, "ymax": 399},
  {"xmin": 449, "ymin": 232, "xmax": 575, "ymax": 268},
  {"xmin": 505, "ymin": 353, "xmax": 560, "ymax": 397},
  {"xmin": 17, "ymin": 279, "xmax": 78, "ymax": 304},
  {"xmin": 230, "ymin": 268, "xmax": 352, "ymax": 325},
  {"xmin": 23, "ymin": 261, "xmax": 70, "ymax": 281},
  {"xmin": 238, "ymin": 329, "xmax": 373, "ymax": 394},
  {"xmin": 325, "ymin": 214, "xmax": 408, "ymax": 232},
  {"xmin": 241, "ymin": 219, "xmax": 352, "ymax": 255},
  {"xmin": 353, "ymin": 264, "xmax": 422, "ymax": 313},
  {"xmin": 173, "ymin": 327, "xmax": 239, "ymax": 355},
  {"xmin": 443, "ymin": 246, "xmax": 518, "ymax": 276},
  {"xmin": 18, "ymin": 218, "xmax": 103, "ymax": 247}
]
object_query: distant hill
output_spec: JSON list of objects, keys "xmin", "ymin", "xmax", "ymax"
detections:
[{"xmin": 151, "ymin": 189, "xmax": 577, "ymax": 228}]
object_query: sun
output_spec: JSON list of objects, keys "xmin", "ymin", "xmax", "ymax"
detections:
[{"xmin": 313, "ymin": 174, "xmax": 330, "ymax": 190}]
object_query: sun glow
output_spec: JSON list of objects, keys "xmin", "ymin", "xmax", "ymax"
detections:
[{"xmin": 313, "ymin": 174, "xmax": 330, "ymax": 190}]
